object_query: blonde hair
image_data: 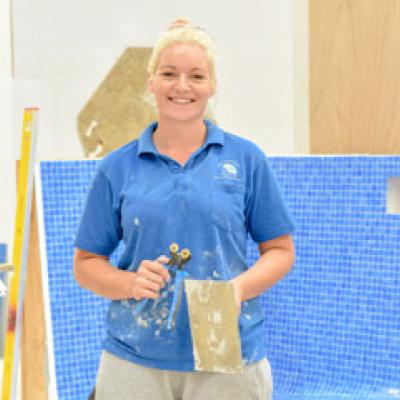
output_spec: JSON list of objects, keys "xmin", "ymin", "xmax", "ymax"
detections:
[{"xmin": 147, "ymin": 19, "xmax": 217, "ymax": 91}]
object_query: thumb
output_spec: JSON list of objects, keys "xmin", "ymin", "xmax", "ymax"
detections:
[{"xmin": 155, "ymin": 255, "xmax": 170, "ymax": 265}]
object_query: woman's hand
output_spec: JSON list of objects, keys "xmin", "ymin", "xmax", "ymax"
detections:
[
  {"xmin": 128, "ymin": 255, "xmax": 171, "ymax": 300},
  {"xmin": 230, "ymin": 279, "xmax": 242, "ymax": 316},
  {"xmin": 229, "ymin": 235, "xmax": 295, "ymax": 315}
]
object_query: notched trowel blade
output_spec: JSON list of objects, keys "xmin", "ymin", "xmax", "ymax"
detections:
[{"xmin": 185, "ymin": 280, "xmax": 243, "ymax": 373}]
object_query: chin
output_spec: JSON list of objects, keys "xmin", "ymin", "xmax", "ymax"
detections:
[{"xmin": 162, "ymin": 111, "xmax": 206, "ymax": 123}]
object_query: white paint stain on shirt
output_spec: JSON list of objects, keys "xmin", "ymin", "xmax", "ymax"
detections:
[
  {"xmin": 136, "ymin": 315, "xmax": 149, "ymax": 329},
  {"xmin": 212, "ymin": 270, "xmax": 221, "ymax": 279}
]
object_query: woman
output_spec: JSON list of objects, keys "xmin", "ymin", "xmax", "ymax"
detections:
[{"xmin": 74, "ymin": 19, "xmax": 295, "ymax": 400}]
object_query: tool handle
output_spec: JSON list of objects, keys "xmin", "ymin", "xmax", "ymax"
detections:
[
  {"xmin": 132, "ymin": 262, "xmax": 175, "ymax": 315},
  {"xmin": 134, "ymin": 298, "xmax": 148, "ymax": 314},
  {"xmin": 167, "ymin": 270, "xmax": 188, "ymax": 329}
]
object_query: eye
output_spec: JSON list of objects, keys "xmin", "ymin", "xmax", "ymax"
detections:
[
  {"xmin": 160, "ymin": 71, "xmax": 176, "ymax": 78},
  {"xmin": 192, "ymin": 74, "xmax": 206, "ymax": 80}
]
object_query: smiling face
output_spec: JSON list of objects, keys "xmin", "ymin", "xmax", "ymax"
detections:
[{"xmin": 148, "ymin": 43, "xmax": 214, "ymax": 123}]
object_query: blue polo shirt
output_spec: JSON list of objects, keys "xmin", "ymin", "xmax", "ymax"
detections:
[{"xmin": 74, "ymin": 120, "xmax": 295, "ymax": 371}]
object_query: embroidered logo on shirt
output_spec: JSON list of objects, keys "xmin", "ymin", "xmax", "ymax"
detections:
[{"xmin": 216, "ymin": 161, "xmax": 241, "ymax": 180}]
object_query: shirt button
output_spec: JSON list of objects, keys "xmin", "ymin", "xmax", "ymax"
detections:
[{"xmin": 170, "ymin": 165, "xmax": 180, "ymax": 172}]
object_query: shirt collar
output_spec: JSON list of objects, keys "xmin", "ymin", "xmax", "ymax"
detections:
[
  {"xmin": 137, "ymin": 121, "xmax": 158, "ymax": 156},
  {"xmin": 137, "ymin": 120, "xmax": 224, "ymax": 156}
]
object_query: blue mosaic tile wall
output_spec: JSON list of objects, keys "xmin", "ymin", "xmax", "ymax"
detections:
[
  {"xmin": 39, "ymin": 157, "xmax": 400, "ymax": 400},
  {"xmin": 39, "ymin": 161, "xmax": 109, "ymax": 399}
]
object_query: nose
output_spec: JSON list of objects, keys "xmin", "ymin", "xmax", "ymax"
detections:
[{"xmin": 176, "ymin": 74, "xmax": 190, "ymax": 91}]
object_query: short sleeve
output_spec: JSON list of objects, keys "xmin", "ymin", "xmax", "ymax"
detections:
[
  {"xmin": 74, "ymin": 168, "xmax": 122, "ymax": 256},
  {"xmin": 245, "ymin": 156, "xmax": 295, "ymax": 243}
]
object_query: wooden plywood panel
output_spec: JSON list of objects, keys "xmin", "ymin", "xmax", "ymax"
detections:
[
  {"xmin": 22, "ymin": 187, "xmax": 47, "ymax": 399},
  {"xmin": 310, "ymin": 0, "xmax": 400, "ymax": 153},
  {"xmin": 77, "ymin": 47, "xmax": 157, "ymax": 157},
  {"xmin": 15, "ymin": 162, "xmax": 47, "ymax": 399}
]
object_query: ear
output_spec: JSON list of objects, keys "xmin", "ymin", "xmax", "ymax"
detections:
[{"xmin": 209, "ymin": 79, "xmax": 216, "ymax": 97}]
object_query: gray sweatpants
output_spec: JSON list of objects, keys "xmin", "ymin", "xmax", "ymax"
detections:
[{"xmin": 95, "ymin": 351, "xmax": 273, "ymax": 400}]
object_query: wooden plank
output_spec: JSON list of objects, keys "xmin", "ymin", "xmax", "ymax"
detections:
[
  {"xmin": 21, "ymin": 185, "xmax": 47, "ymax": 399},
  {"xmin": 77, "ymin": 47, "xmax": 156, "ymax": 157},
  {"xmin": 310, "ymin": 0, "xmax": 400, "ymax": 153}
]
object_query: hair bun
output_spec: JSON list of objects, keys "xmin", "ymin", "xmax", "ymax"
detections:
[{"xmin": 169, "ymin": 18, "xmax": 192, "ymax": 30}]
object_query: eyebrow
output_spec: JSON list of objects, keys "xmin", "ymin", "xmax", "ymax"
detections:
[{"xmin": 159, "ymin": 65, "xmax": 207, "ymax": 72}]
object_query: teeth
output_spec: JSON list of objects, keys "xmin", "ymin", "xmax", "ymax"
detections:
[{"xmin": 169, "ymin": 97, "xmax": 193, "ymax": 104}]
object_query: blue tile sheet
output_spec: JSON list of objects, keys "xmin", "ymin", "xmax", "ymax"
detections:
[
  {"xmin": 40, "ymin": 161, "xmax": 117, "ymax": 399},
  {"xmin": 39, "ymin": 156, "xmax": 400, "ymax": 400}
]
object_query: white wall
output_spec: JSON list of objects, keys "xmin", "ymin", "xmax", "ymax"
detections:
[
  {"xmin": 292, "ymin": 0, "xmax": 309, "ymax": 153},
  {"xmin": 11, "ymin": 0, "xmax": 306, "ymax": 158},
  {"xmin": 1, "ymin": 0, "xmax": 309, "ymax": 245},
  {"xmin": 0, "ymin": 0, "xmax": 15, "ymax": 255}
]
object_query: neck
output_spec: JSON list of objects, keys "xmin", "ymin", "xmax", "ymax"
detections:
[{"xmin": 153, "ymin": 117, "xmax": 207, "ymax": 151}]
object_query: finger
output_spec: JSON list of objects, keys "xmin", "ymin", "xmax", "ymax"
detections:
[
  {"xmin": 138, "ymin": 261, "xmax": 165, "ymax": 283},
  {"xmin": 136, "ymin": 275, "xmax": 163, "ymax": 292},
  {"xmin": 147, "ymin": 259, "xmax": 171, "ymax": 282},
  {"xmin": 139, "ymin": 289, "xmax": 159, "ymax": 300},
  {"xmin": 155, "ymin": 255, "xmax": 170, "ymax": 264},
  {"xmin": 154, "ymin": 256, "xmax": 172, "ymax": 282},
  {"xmin": 140, "ymin": 269, "xmax": 166, "ymax": 288}
]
